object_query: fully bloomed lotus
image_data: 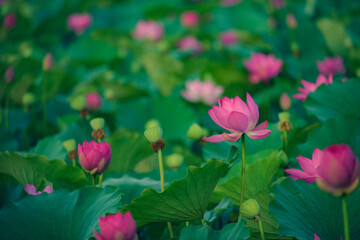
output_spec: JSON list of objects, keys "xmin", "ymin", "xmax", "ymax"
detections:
[
  {"xmin": 132, "ymin": 20, "xmax": 163, "ymax": 41},
  {"xmin": 78, "ymin": 141, "xmax": 112, "ymax": 175},
  {"xmin": 181, "ymin": 79, "xmax": 224, "ymax": 105},
  {"xmin": 317, "ymin": 56, "xmax": 346, "ymax": 76},
  {"xmin": 243, "ymin": 53, "xmax": 283, "ymax": 83},
  {"xmin": 180, "ymin": 11, "xmax": 199, "ymax": 28},
  {"xmin": 177, "ymin": 36, "xmax": 202, "ymax": 54},
  {"xmin": 93, "ymin": 211, "xmax": 137, "ymax": 240},
  {"xmin": 67, "ymin": 13, "xmax": 92, "ymax": 34},
  {"xmin": 293, "ymin": 74, "xmax": 333, "ymax": 101},
  {"xmin": 203, "ymin": 93, "xmax": 271, "ymax": 143}
]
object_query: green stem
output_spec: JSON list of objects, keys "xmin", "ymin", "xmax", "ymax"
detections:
[
  {"xmin": 201, "ymin": 218, "xmax": 205, "ymax": 226},
  {"xmin": 256, "ymin": 216, "xmax": 266, "ymax": 240},
  {"xmin": 239, "ymin": 134, "xmax": 246, "ymax": 219},
  {"xmin": 97, "ymin": 138, "xmax": 101, "ymax": 143},
  {"xmin": 42, "ymin": 73, "xmax": 48, "ymax": 135},
  {"xmin": 98, "ymin": 174, "xmax": 103, "ymax": 188},
  {"xmin": 5, "ymin": 97, "xmax": 9, "ymax": 129},
  {"xmin": 92, "ymin": 174, "xmax": 95, "ymax": 187},
  {"xmin": 342, "ymin": 195, "xmax": 350, "ymax": 240},
  {"xmin": 283, "ymin": 130, "xmax": 288, "ymax": 153},
  {"xmin": 72, "ymin": 159, "xmax": 76, "ymax": 167},
  {"xmin": 167, "ymin": 222, "xmax": 174, "ymax": 239},
  {"xmin": 0, "ymin": 105, "xmax": 2, "ymax": 125},
  {"xmin": 186, "ymin": 221, "xmax": 189, "ymax": 226}
]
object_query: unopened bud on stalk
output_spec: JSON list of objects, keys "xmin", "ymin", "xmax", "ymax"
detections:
[
  {"xmin": 240, "ymin": 199, "xmax": 260, "ymax": 219},
  {"xmin": 144, "ymin": 126, "xmax": 165, "ymax": 152},
  {"xmin": 42, "ymin": 53, "xmax": 54, "ymax": 71},
  {"xmin": 166, "ymin": 153, "xmax": 184, "ymax": 170},
  {"xmin": 90, "ymin": 118, "xmax": 106, "ymax": 141},
  {"xmin": 280, "ymin": 93, "xmax": 291, "ymax": 111},
  {"xmin": 5, "ymin": 66, "xmax": 14, "ymax": 83}
]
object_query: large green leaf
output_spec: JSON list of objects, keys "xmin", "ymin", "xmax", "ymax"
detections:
[
  {"xmin": 0, "ymin": 186, "xmax": 122, "ymax": 240},
  {"xmin": 125, "ymin": 160, "xmax": 229, "ymax": 226},
  {"xmin": 305, "ymin": 79, "xmax": 360, "ymax": 121},
  {"xmin": 0, "ymin": 152, "xmax": 86, "ymax": 190},
  {"xmin": 30, "ymin": 137, "xmax": 67, "ymax": 160},
  {"xmin": 317, "ymin": 18, "xmax": 349, "ymax": 55},
  {"xmin": 180, "ymin": 219, "xmax": 250, "ymax": 240},
  {"xmin": 108, "ymin": 129, "xmax": 154, "ymax": 173},
  {"xmin": 269, "ymin": 178, "xmax": 360, "ymax": 240}
]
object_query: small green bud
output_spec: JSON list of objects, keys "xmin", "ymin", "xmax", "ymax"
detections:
[
  {"xmin": 166, "ymin": 153, "xmax": 184, "ymax": 169},
  {"xmin": 144, "ymin": 126, "xmax": 162, "ymax": 143},
  {"xmin": 240, "ymin": 199, "xmax": 260, "ymax": 219},
  {"xmin": 22, "ymin": 93, "xmax": 35, "ymax": 106},
  {"xmin": 187, "ymin": 123, "xmax": 204, "ymax": 140},
  {"xmin": 278, "ymin": 112, "xmax": 290, "ymax": 122},
  {"xmin": 90, "ymin": 118, "xmax": 105, "ymax": 130},
  {"xmin": 145, "ymin": 119, "xmax": 161, "ymax": 130},
  {"xmin": 105, "ymin": 88, "xmax": 115, "ymax": 100},
  {"xmin": 62, "ymin": 139, "xmax": 76, "ymax": 152},
  {"xmin": 70, "ymin": 95, "xmax": 86, "ymax": 111}
]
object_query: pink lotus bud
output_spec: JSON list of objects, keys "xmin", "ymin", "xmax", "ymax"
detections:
[
  {"xmin": 3, "ymin": 13, "xmax": 16, "ymax": 29},
  {"xmin": 243, "ymin": 53, "xmax": 283, "ymax": 83},
  {"xmin": 132, "ymin": 20, "xmax": 163, "ymax": 41},
  {"xmin": 220, "ymin": 0, "xmax": 242, "ymax": 7},
  {"xmin": 85, "ymin": 92, "xmax": 102, "ymax": 110},
  {"xmin": 271, "ymin": 0, "xmax": 285, "ymax": 9},
  {"xmin": 219, "ymin": 30, "xmax": 238, "ymax": 46},
  {"xmin": 202, "ymin": 93, "xmax": 271, "ymax": 143},
  {"xmin": 286, "ymin": 14, "xmax": 297, "ymax": 29},
  {"xmin": 314, "ymin": 234, "xmax": 320, "ymax": 240},
  {"xmin": 317, "ymin": 56, "xmax": 346, "ymax": 76},
  {"xmin": 67, "ymin": 13, "xmax": 92, "ymax": 35},
  {"xmin": 42, "ymin": 53, "xmax": 54, "ymax": 71},
  {"xmin": 317, "ymin": 144, "xmax": 360, "ymax": 196},
  {"xmin": 293, "ymin": 74, "xmax": 333, "ymax": 101},
  {"xmin": 78, "ymin": 140, "xmax": 112, "ymax": 175},
  {"xmin": 93, "ymin": 211, "xmax": 137, "ymax": 240},
  {"xmin": 280, "ymin": 93, "xmax": 291, "ymax": 110},
  {"xmin": 24, "ymin": 184, "xmax": 53, "ymax": 195},
  {"xmin": 177, "ymin": 36, "xmax": 202, "ymax": 55},
  {"xmin": 180, "ymin": 11, "xmax": 200, "ymax": 28},
  {"xmin": 181, "ymin": 79, "xmax": 223, "ymax": 105},
  {"xmin": 4, "ymin": 66, "xmax": 14, "ymax": 83}
]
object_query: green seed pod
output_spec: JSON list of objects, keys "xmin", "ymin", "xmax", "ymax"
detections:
[
  {"xmin": 240, "ymin": 199, "xmax": 260, "ymax": 219},
  {"xmin": 145, "ymin": 119, "xmax": 161, "ymax": 130},
  {"xmin": 144, "ymin": 126, "xmax": 162, "ymax": 143},
  {"xmin": 166, "ymin": 153, "xmax": 184, "ymax": 169},
  {"xmin": 70, "ymin": 95, "xmax": 86, "ymax": 111},
  {"xmin": 187, "ymin": 123, "xmax": 204, "ymax": 140},
  {"xmin": 22, "ymin": 93, "xmax": 35, "ymax": 106},
  {"xmin": 90, "ymin": 118, "xmax": 105, "ymax": 130},
  {"xmin": 278, "ymin": 112, "xmax": 290, "ymax": 122},
  {"xmin": 62, "ymin": 139, "xmax": 76, "ymax": 152}
]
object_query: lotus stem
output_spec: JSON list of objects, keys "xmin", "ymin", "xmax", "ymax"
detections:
[
  {"xmin": 5, "ymin": 97, "xmax": 9, "ymax": 129},
  {"xmin": 283, "ymin": 130, "xmax": 288, "ymax": 153},
  {"xmin": 239, "ymin": 134, "xmax": 246, "ymax": 218},
  {"xmin": 72, "ymin": 159, "xmax": 76, "ymax": 167},
  {"xmin": 92, "ymin": 174, "xmax": 95, "ymax": 187},
  {"xmin": 342, "ymin": 195, "xmax": 350, "ymax": 240},
  {"xmin": 98, "ymin": 174, "xmax": 103, "ymax": 188},
  {"xmin": 256, "ymin": 215, "xmax": 265, "ymax": 240},
  {"xmin": 42, "ymin": 73, "xmax": 48, "ymax": 135}
]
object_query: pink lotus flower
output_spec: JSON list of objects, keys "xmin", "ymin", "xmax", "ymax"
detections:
[
  {"xmin": 280, "ymin": 93, "xmax": 291, "ymax": 110},
  {"xmin": 67, "ymin": 13, "xmax": 92, "ymax": 35},
  {"xmin": 219, "ymin": 30, "xmax": 239, "ymax": 46},
  {"xmin": 271, "ymin": 0, "xmax": 285, "ymax": 9},
  {"xmin": 42, "ymin": 53, "xmax": 54, "ymax": 71},
  {"xmin": 86, "ymin": 92, "xmax": 102, "ymax": 110},
  {"xmin": 3, "ymin": 13, "xmax": 16, "ymax": 29},
  {"xmin": 293, "ymin": 74, "xmax": 333, "ymax": 101},
  {"xmin": 203, "ymin": 93, "xmax": 271, "ymax": 142},
  {"xmin": 317, "ymin": 144, "xmax": 360, "ymax": 196},
  {"xmin": 317, "ymin": 57, "xmax": 346, "ymax": 76},
  {"xmin": 314, "ymin": 234, "xmax": 320, "ymax": 240},
  {"xmin": 181, "ymin": 79, "xmax": 224, "ymax": 105},
  {"xmin": 78, "ymin": 141, "xmax": 112, "ymax": 174},
  {"xmin": 4, "ymin": 66, "xmax": 14, "ymax": 83},
  {"xmin": 285, "ymin": 148, "xmax": 322, "ymax": 183},
  {"xmin": 180, "ymin": 11, "xmax": 199, "ymax": 27},
  {"xmin": 220, "ymin": 0, "xmax": 242, "ymax": 7},
  {"xmin": 132, "ymin": 20, "xmax": 163, "ymax": 41},
  {"xmin": 93, "ymin": 211, "xmax": 137, "ymax": 240},
  {"xmin": 177, "ymin": 36, "xmax": 202, "ymax": 55},
  {"xmin": 24, "ymin": 184, "xmax": 53, "ymax": 195},
  {"xmin": 243, "ymin": 53, "xmax": 283, "ymax": 83},
  {"xmin": 286, "ymin": 14, "xmax": 297, "ymax": 29}
]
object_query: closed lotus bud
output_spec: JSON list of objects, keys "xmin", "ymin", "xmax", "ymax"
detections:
[
  {"xmin": 42, "ymin": 53, "xmax": 54, "ymax": 71},
  {"xmin": 286, "ymin": 14, "xmax": 297, "ymax": 29},
  {"xmin": 144, "ymin": 126, "xmax": 162, "ymax": 143},
  {"xmin": 93, "ymin": 211, "xmax": 138, "ymax": 240},
  {"xmin": 316, "ymin": 144, "xmax": 360, "ymax": 196},
  {"xmin": 90, "ymin": 118, "xmax": 105, "ymax": 130},
  {"xmin": 78, "ymin": 141, "xmax": 112, "ymax": 175},
  {"xmin": 145, "ymin": 119, "xmax": 161, "ymax": 130},
  {"xmin": 70, "ymin": 95, "xmax": 86, "ymax": 111},
  {"xmin": 240, "ymin": 199, "xmax": 260, "ymax": 219},
  {"xmin": 166, "ymin": 153, "xmax": 184, "ymax": 170},
  {"xmin": 85, "ymin": 92, "xmax": 102, "ymax": 110},
  {"xmin": 3, "ymin": 13, "xmax": 16, "ymax": 29},
  {"xmin": 187, "ymin": 123, "xmax": 205, "ymax": 140},
  {"xmin": 63, "ymin": 139, "xmax": 76, "ymax": 152},
  {"xmin": 5, "ymin": 66, "xmax": 14, "ymax": 83},
  {"xmin": 22, "ymin": 93, "xmax": 35, "ymax": 106},
  {"xmin": 280, "ymin": 93, "xmax": 291, "ymax": 111}
]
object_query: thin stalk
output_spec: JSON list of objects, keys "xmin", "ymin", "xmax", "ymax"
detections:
[
  {"xmin": 186, "ymin": 221, "xmax": 189, "ymax": 226},
  {"xmin": 92, "ymin": 174, "xmax": 96, "ymax": 187},
  {"xmin": 158, "ymin": 149, "xmax": 173, "ymax": 239},
  {"xmin": 98, "ymin": 174, "xmax": 103, "ymax": 188},
  {"xmin": 283, "ymin": 130, "xmax": 288, "ymax": 153},
  {"xmin": 5, "ymin": 97, "xmax": 9, "ymax": 129},
  {"xmin": 342, "ymin": 195, "xmax": 350, "ymax": 240},
  {"xmin": 0, "ymin": 105, "xmax": 2, "ymax": 125},
  {"xmin": 42, "ymin": 73, "xmax": 48, "ymax": 135},
  {"xmin": 72, "ymin": 159, "xmax": 76, "ymax": 167},
  {"xmin": 239, "ymin": 134, "xmax": 246, "ymax": 218},
  {"xmin": 256, "ymin": 216, "xmax": 265, "ymax": 240},
  {"xmin": 98, "ymin": 138, "xmax": 101, "ymax": 143},
  {"xmin": 201, "ymin": 219, "xmax": 205, "ymax": 226}
]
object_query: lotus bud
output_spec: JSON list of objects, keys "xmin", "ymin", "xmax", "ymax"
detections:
[
  {"xmin": 22, "ymin": 93, "xmax": 35, "ymax": 106},
  {"xmin": 145, "ymin": 119, "xmax": 161, "ymax": 130},
  {"xmin": 240, "ymin": 199, "xmax": 260, "ymax": 219},
  {"xmin": 166, "ymin": 153, "xmax": 184, "ymax": 170},
  {"xmin": 187, "ymin": 123, "xmax": 205, "ymax": 140},
  {"xmin": 90, "ymin": 118, "xmax": 106, "ymax": 141},
  {"xmin": 42, "ymin": 53, "xmax": 54, "ymax": 71},
  {"xmin": 286, "ymin": 14, "xmax": 297, "ymax": 29},
  {"xmin": 144, "ymin": 126, "xmax": 165, "ymax": 153},
  {"xmin": 78, "ymin": 140, "xmax": 112, "ymax": 175},
  {"xmin": 5, "ymin": 66, "xmax": 14, "ymax": 83},
  {"xmin": 280, "ymin": 93, "xmax": 291, "ymax": 111}
]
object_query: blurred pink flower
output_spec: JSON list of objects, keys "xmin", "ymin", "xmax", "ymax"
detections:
[
  {"xmin": 67, "ymin": 13, "xmax": 92, "ymax": 35},
  {"xmin": 314, "ymin": 234, "xmax": 320, "ymax": 240},
  {"xmin": 317, "ymin": 57, "xmax": 346, "ymax": 76},
  {"xmin": 0, "ymin": 0, "xmax": 6, "ymax": 5},
  {"xmin": 220, "ymin": 0, "xmax": 242, "ymax": 7},
  {"xmin": 219, "ymin": 30, "xmax": 238, "ymax": 46},
  {"xmin": 203, "ymin": 93, "xmax": 271, "ymax": 143},
  {"xmin": 86, "ymin": 92, "xmax": 102, "ymax": 110},
  {"xmin": 78, "ymin": 140, "xmax": 112, "ymax": 175},
  {"xmin": 286, "ymin": 14, "xmax": 297, "ymax": 29},
  {"xmin": 293, "ymin": 74, "xmax": 333, "ymax": 101},
  {"xmin": 317, "ymin": 144, "xmax": 360, "ymax": 196},
  {"xmin": 177, "ymin": 36, "xmax": 202, "ymax": 54},
  {"xmin": 4, "ymin": 66, "xmax": 14, "ymax": 83},
  {"xmin": 280, "ymin": 93, "xmax": 291, "ymax": 111},
  {"xmin": 132, "ymin": 20, "xmax": 163, "ymax": 41},
  {"xmin": 3, "ymin": 13, "xmax": 16, "ymax": 29},
  {"xmin": 180, "ymin": 11, "xmax": 199, "ymax": 27},
  {"xmin": 93, "ymin": 211, "xmax": 137, "ymax": 240},
  {"xmin": 243, "ymin": 53, "xmax": 283, "ymax": 83},
  {"xmin": 285, "ymin": 148, "xmax": 322, "ymax": 183},
  {"xmin": 42, "ymin": 53, "xmax": 54, "ymax": 71},
  {"xmin": 24, "ymin": 184, "xmax": 53, "ymax": 195},
  {"xmin": 181, "ymin": 79, "xmax": 224, "ymax": 105},
  {"xmin": 271, "ymin": 0, "xmax": 285, "ymax": 9}
]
